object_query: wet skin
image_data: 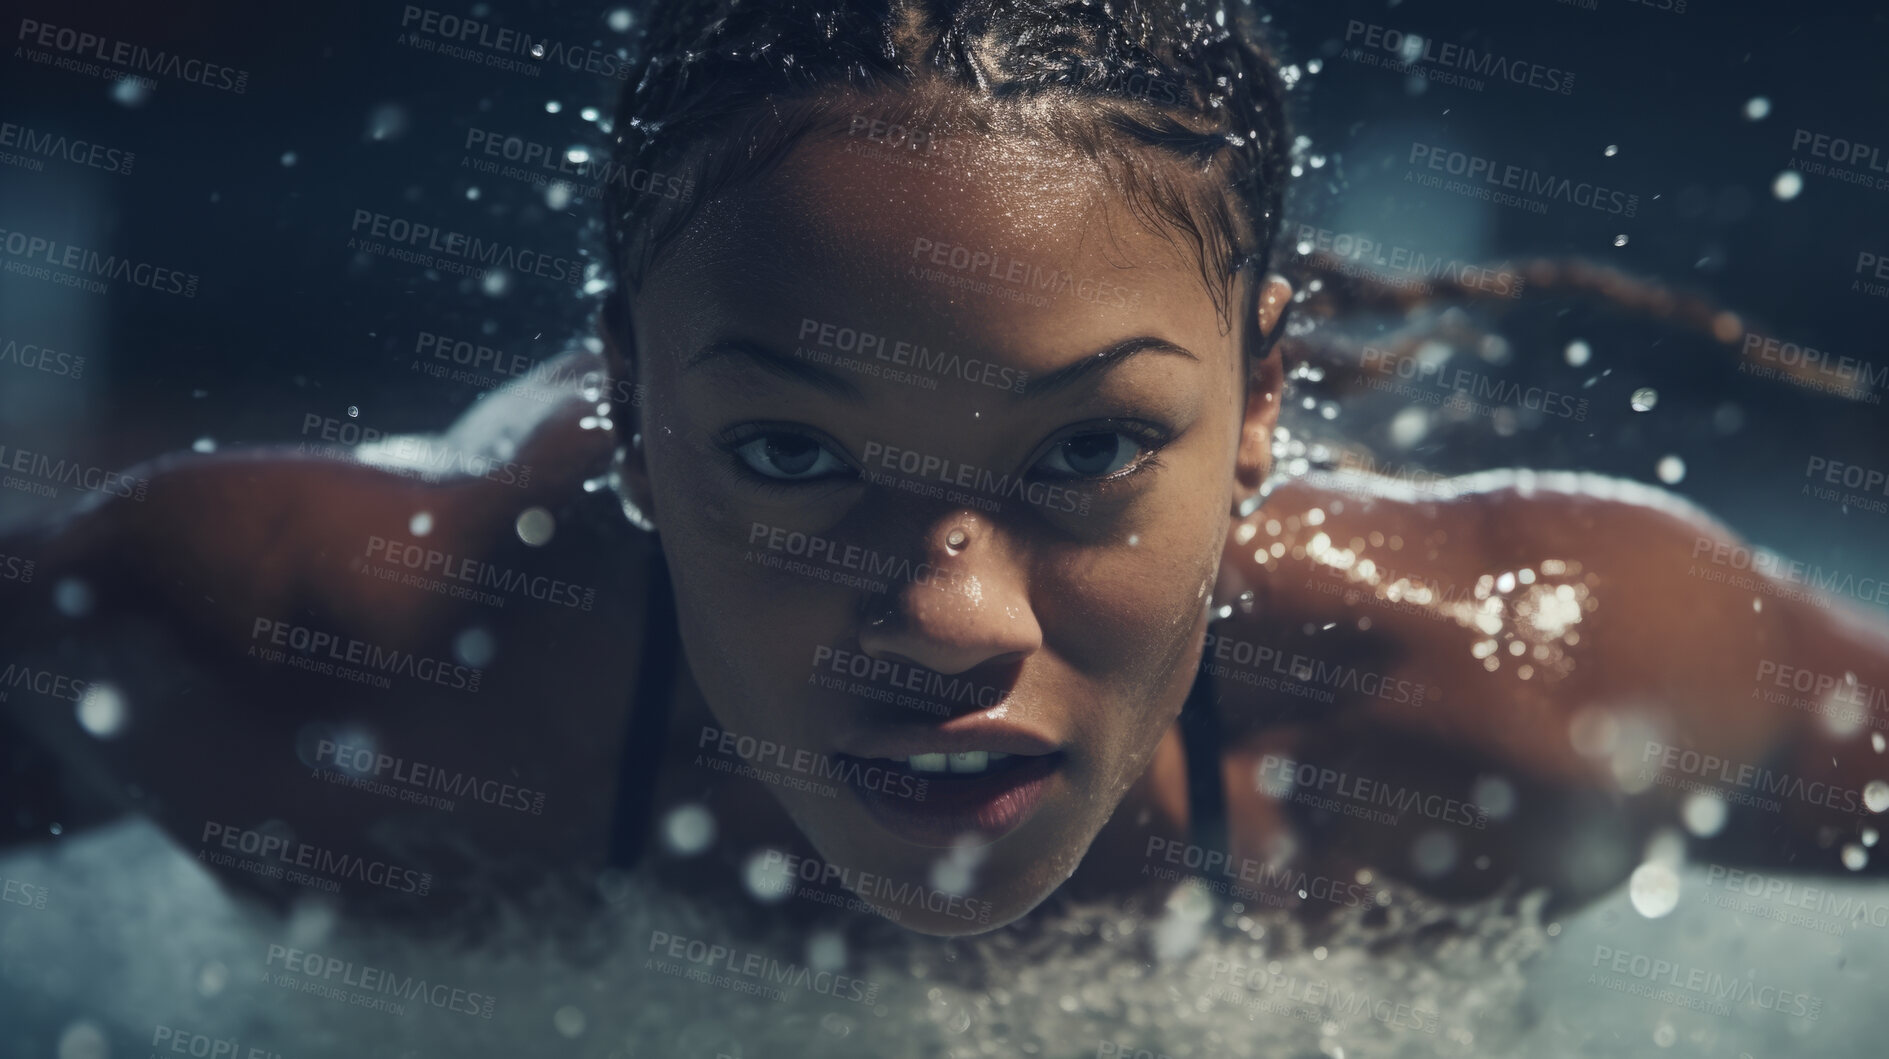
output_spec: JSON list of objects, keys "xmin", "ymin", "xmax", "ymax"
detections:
[{"xmin": 4, "ymin": 129, "xmax": 1887, "ymax": 938}]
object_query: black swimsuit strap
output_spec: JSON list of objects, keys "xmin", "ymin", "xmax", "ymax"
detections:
[{"xmin": 1177, "ymin": 659, "xmax": 1230, "ymax": 856}]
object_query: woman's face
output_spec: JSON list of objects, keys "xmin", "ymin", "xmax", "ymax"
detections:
[{"xmin": 625, "ymin": 120, "xmax": 1281, "ymax": 933}]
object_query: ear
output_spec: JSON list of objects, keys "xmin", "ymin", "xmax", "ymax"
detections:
[
  {"xmin": 599, "ymin": 294, "xmax": 659, "ymax": 531},
  {"xmin": 1234, "ymin": 274, "xmax": 1293, "ymax": 501}
]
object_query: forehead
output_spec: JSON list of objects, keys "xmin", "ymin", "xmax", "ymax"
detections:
[{"xmin": 632, "ymin": 125, "xmax": 1233, "ymax": 375}]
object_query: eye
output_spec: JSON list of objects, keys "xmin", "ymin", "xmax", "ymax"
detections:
[
  {"xmin": 733, "ymin": 432, "xmax": 852, "ymax": 481},
  {"xmin": 1033, "ymin": 430, "xmax": 1145, "ymax": 479}
]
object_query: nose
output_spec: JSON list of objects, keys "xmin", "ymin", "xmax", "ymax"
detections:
[{"xmin": 855, "ymin": 513, "xmax": 1042, "ymax": 676}]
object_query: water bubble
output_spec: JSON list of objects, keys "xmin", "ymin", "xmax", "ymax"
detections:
[
  {"xmin": 1842, "ymin": 843, "xmax": 1869, "ymax": 871},
  {"xmin": 453, "ymin": 627, "xmax": 495, "ymax": 668},
  {"xmin": 661, "ymin": 803, "xmax": 716, "ymax": 856},
  {"xmin": 55, "ymin": 578, "xmax": 94, "ymax": 617},
  {"xmin": 409, "ymin": 511, "xmax": 434, "ymax": 537},
  {"xmin": 515, "ymin": 507, "xmax": 556, "ymax": 546},
  {"xmin": 280, "ymin": 151, "xmax": 298, "ymax": 167},
  {"xmin": 580, "ymin": 106, "xmax": 601, "ymax": 123},
  {"xmin": 1628, "ymin": 862, "xmax": 1680, "ymax": 917},
  {"xmin": 530, "ymin": 43, "xmax": 546, "ymax": 58},
  {"xmin": 1603, "ymin": 144, "xmax": 1619, "ymax": 157},
  {"xmin": 1743, "ymin": 96, "xmax": 1771, "ymax": 121},
  {"xmin": 77, "ymin": 684, "xmax": 126, "ymax": 739},
  {"xmin": 1681, "ymin": 792, "xmax": 1727, "ymax": 837},
  {"xmin": 1306, "ymin": 58, "xmax": 1323, "ymax": 74},
  {"xmin": 545, "ymin": 100, "xmax": 563, "ymax": 114},
  {"xmin": 553, "ymin": 1005, "xmax": 587, "ymax": 1038},
  {"xmin": 1656, "ymin": 455, "xmax": 1686, "ymax": 484},
  {"xmin": 57, "ymin": 1021, "xmax": 107, "ymax": 1059},
  {"xmin": 744, "ymin": 848, "xmax": 793, "ymax": 902},
  {"xmin": 1864, "ymin": 779, "xmax": 1889, "ymax": 814},
  {"xmin": 347, "ymin": 405, "xmax": 360, "ymax": 418},
  {"xmin": 1613, "ymin": 234, "xmax": 1630, "ymax": 247},
  {"xmin": 1772, "ymin": 170, "xmax": 1804, "ymax": 201},
  {"xmin": 1629, "ymin": 387, "xmax": 1658, "ymax": 412},
  {"xmin": 112, "ymin": 78, "xmax": 152, "ymax": 107},
  {"xmin": 1564, "ymin": 339, "xmax": 1592, "ymax": 367},
  {"xmin": 1411, "ymin": 831, "xmax": 1457, "ymax": 877}
]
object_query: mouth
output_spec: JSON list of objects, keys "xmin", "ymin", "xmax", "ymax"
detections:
[{"xmin": 836, "ymin": 749, "xmax": 1066, "ymax": 847}]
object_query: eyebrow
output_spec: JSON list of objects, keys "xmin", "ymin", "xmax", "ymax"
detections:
[{"xmin": 681, "ymin": 334, "xmax": 1198, "ymax": 401}]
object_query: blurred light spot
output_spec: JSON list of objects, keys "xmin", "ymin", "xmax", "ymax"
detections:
[
  {"xmin": 482, "ymin": 268, "xmax": 513, "ymax": 296},
  {"xmin": 1743, "ymin": 96, "xmax": 1771, "ymax": 121},
  {"xmin": 1681, "ymin": 792, "xmax": 1727, "ymax": 837},
  {"xmin": 546, "ymin": 100, "xmax": 563, "ymax": 113},
  {"xmin": 808, "ymin": 930, "xmax": 847, "ymax": 972},
  {"xmin": 1772, "ymin": 170, "xmax": 1804, "ymax": 201},
  {"xmin": 409, "ymin": 511, "xmax": 434, "ymax": 537},
  {"xmin": 1629, "ymin": 387, "xmax": 1658, "ymax": 412},
  {"xmin": 1864, "ymin": 780, "xmax": 1889, "ymax": 814},
  {"xmin": 1564, "ymin": 340, "xmax": 1591, "ymax": 367},
  {"xmin": 516, "ymin": 507, "xmax": 556, "ymax": 546},
  {"xmin": 1472, "ymin": 775, "xmax": 1516, "ymax": 820},
  {"xmin": 744, "ymin": 849, "xmax": 793, "ymax": 903},
  {"xmin": 112, "ymin": 78, "xmax": 151, "ymax": 107},
  {"xmin": 1613, "ymin": 234, "xmax": 1629, "ymax": 247},
  {"xmin": 280, "ymin": 151, "xmax": 298, "ymax": 167},
  {"xmin": 55, "ymin": 578, "xmax": 94, "ymax": 618},
  {"xmin": 198, "ymin": 960, "xmax": 229, "ymax": 997},
  {"xmin": 1603, "ymin": 144, "xmax": 1619, "ymax": 157},
  {"xmin": 1411, "ymin": 831, "xmax": 1457, "ymax": 877},
  {"xmin": 1628, "ymin": 862, "xmax": 1680, "ymax": 917},
  {"xmin": 553, "ymin": 1006, "xmax": 586, "ymax": 1038},
  {"xmin": 192, "ymin": 437, "xmax": 217, "ymax": 453},
  {"xmin": 1656, "ymin": 455, "xmax": 1686, "ymax": 484},
  {"xmin": 453, "ymin": 627, "xmax": 495, "ymax": 668},
  {"xmin": 1843, "ymin": 843, "xmax": 1869, "ymax": 871},
  {"xmin": 57, "ymin": 1021, "xmax": 107, "ymax": 1059},
  {"xmin": 77, "ymin": 684, "xmax": 126, "ymax": 739},
  {"xmin": 661, "ymin": 804, "xmax": 716, "ymax": 856},
  {"xmin": 607, "ymin": 8, "xmax": 634, "ymax": 31},
  {"xmin": 366, "ymin": 103, "xmax": 410, "ymax": 142}
]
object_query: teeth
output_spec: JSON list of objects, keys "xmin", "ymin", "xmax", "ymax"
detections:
[
  {"xmin": 900, "ymin": 751, "xmax": 1012, "ymax": 774},
  {"xmin": 946, "ymin": 751, "xmax": 989, "ymax": 774}
]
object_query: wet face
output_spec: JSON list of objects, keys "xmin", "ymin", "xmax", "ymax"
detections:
[{"xmin": 623, "ymin": 117, "xmax": 1282, "ymax": 934}]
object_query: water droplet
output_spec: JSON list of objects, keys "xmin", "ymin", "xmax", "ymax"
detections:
[
  {"xmin": 744, "ymin": 848, "xmax": 794, "ymax": 902},
  {"xmin": 1656, "ymin": 455, "xmax": 1686, "ymax": 484},
  {"xmin": 1564, "ymin": 339, "xmax": 1592, "ymax": 367},
  {"xmin": 529, "ymin": 43, "xmax": 546, "ymax": 58},
  {"xmin": 1613, "ymin": 233, "xmax": 1630, "ymax": 247},
  {"xmin": 1772, "ymin": 170, "xmax": 1803, "ymax": 201},
  {"xmin": 1653, "ymin": 1022, "xmax": 1677, "ymax": 1048},
  {"xmin": 1681, "ymin": 792, "xmax": 1727, "ymax": 837},
  {"xmin": 1842, "ymin": 843, "xmax": 1869, "ymax": 871},
  {"xmin": 1743, "ymin": 96, "xmax": 1771, "ymax": 121},
  {"xmin": 607, "ymin": 8, "xmax": 634, "ymax": 32},
  {"xmin": 545, "ymin": 100, "xmax": 563, "ymax": 114},
  {"xmin": 347, "ymin": 405, "xmax": 360, "ymax": 418},
  {"xmin": 1874, "ymin": 732, "xmax": 1886, "ymax": 753},
  {"xmin": 662, "ymin": 803, "xmax": 716, "ymax": 856},
  {"xmin": 1628, "ymin": 862, "xmax": 1680, "ymax": 917},
  {"xmin": 77, "ymin": 684, "xmax": 126, "ymax": 739},
  {"xmin": 1864, "ymin": 779, "xmax": 1889, "ymax": 813},
  {"xmin": 453, "ymin": 627, "xmax": 495, "ymax": 668},
  {"xmin": 553, "ymin": 1005, "xmax": 587, "ymax": 1038},
  {"xmin": 482, "ymin": 268, "xmax": 513, "ymax": 296},
  {"xmin": 1603, "ymin": 144, "xmax": 1619, "ymax": 157},
  {"xmin": 515, "ymin": 507, "xmax": 555, "ymax": 546},
  {"xmin": 1629, "ymin": 388, "xmax": 1658, "ymax": 412},
  {"xmin": 465, "ymin": 186, "xmax": 482, "ymax": 201}
]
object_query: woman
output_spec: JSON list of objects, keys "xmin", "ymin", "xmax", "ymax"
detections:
[{"xmin": 3, "ymin": 0, "xmax": 1884, "ymax": 954}]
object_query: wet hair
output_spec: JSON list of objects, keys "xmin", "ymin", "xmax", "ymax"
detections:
[{"xmin": 602, "ymin": 0, "xmax": 1298, "ymax": 344}]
